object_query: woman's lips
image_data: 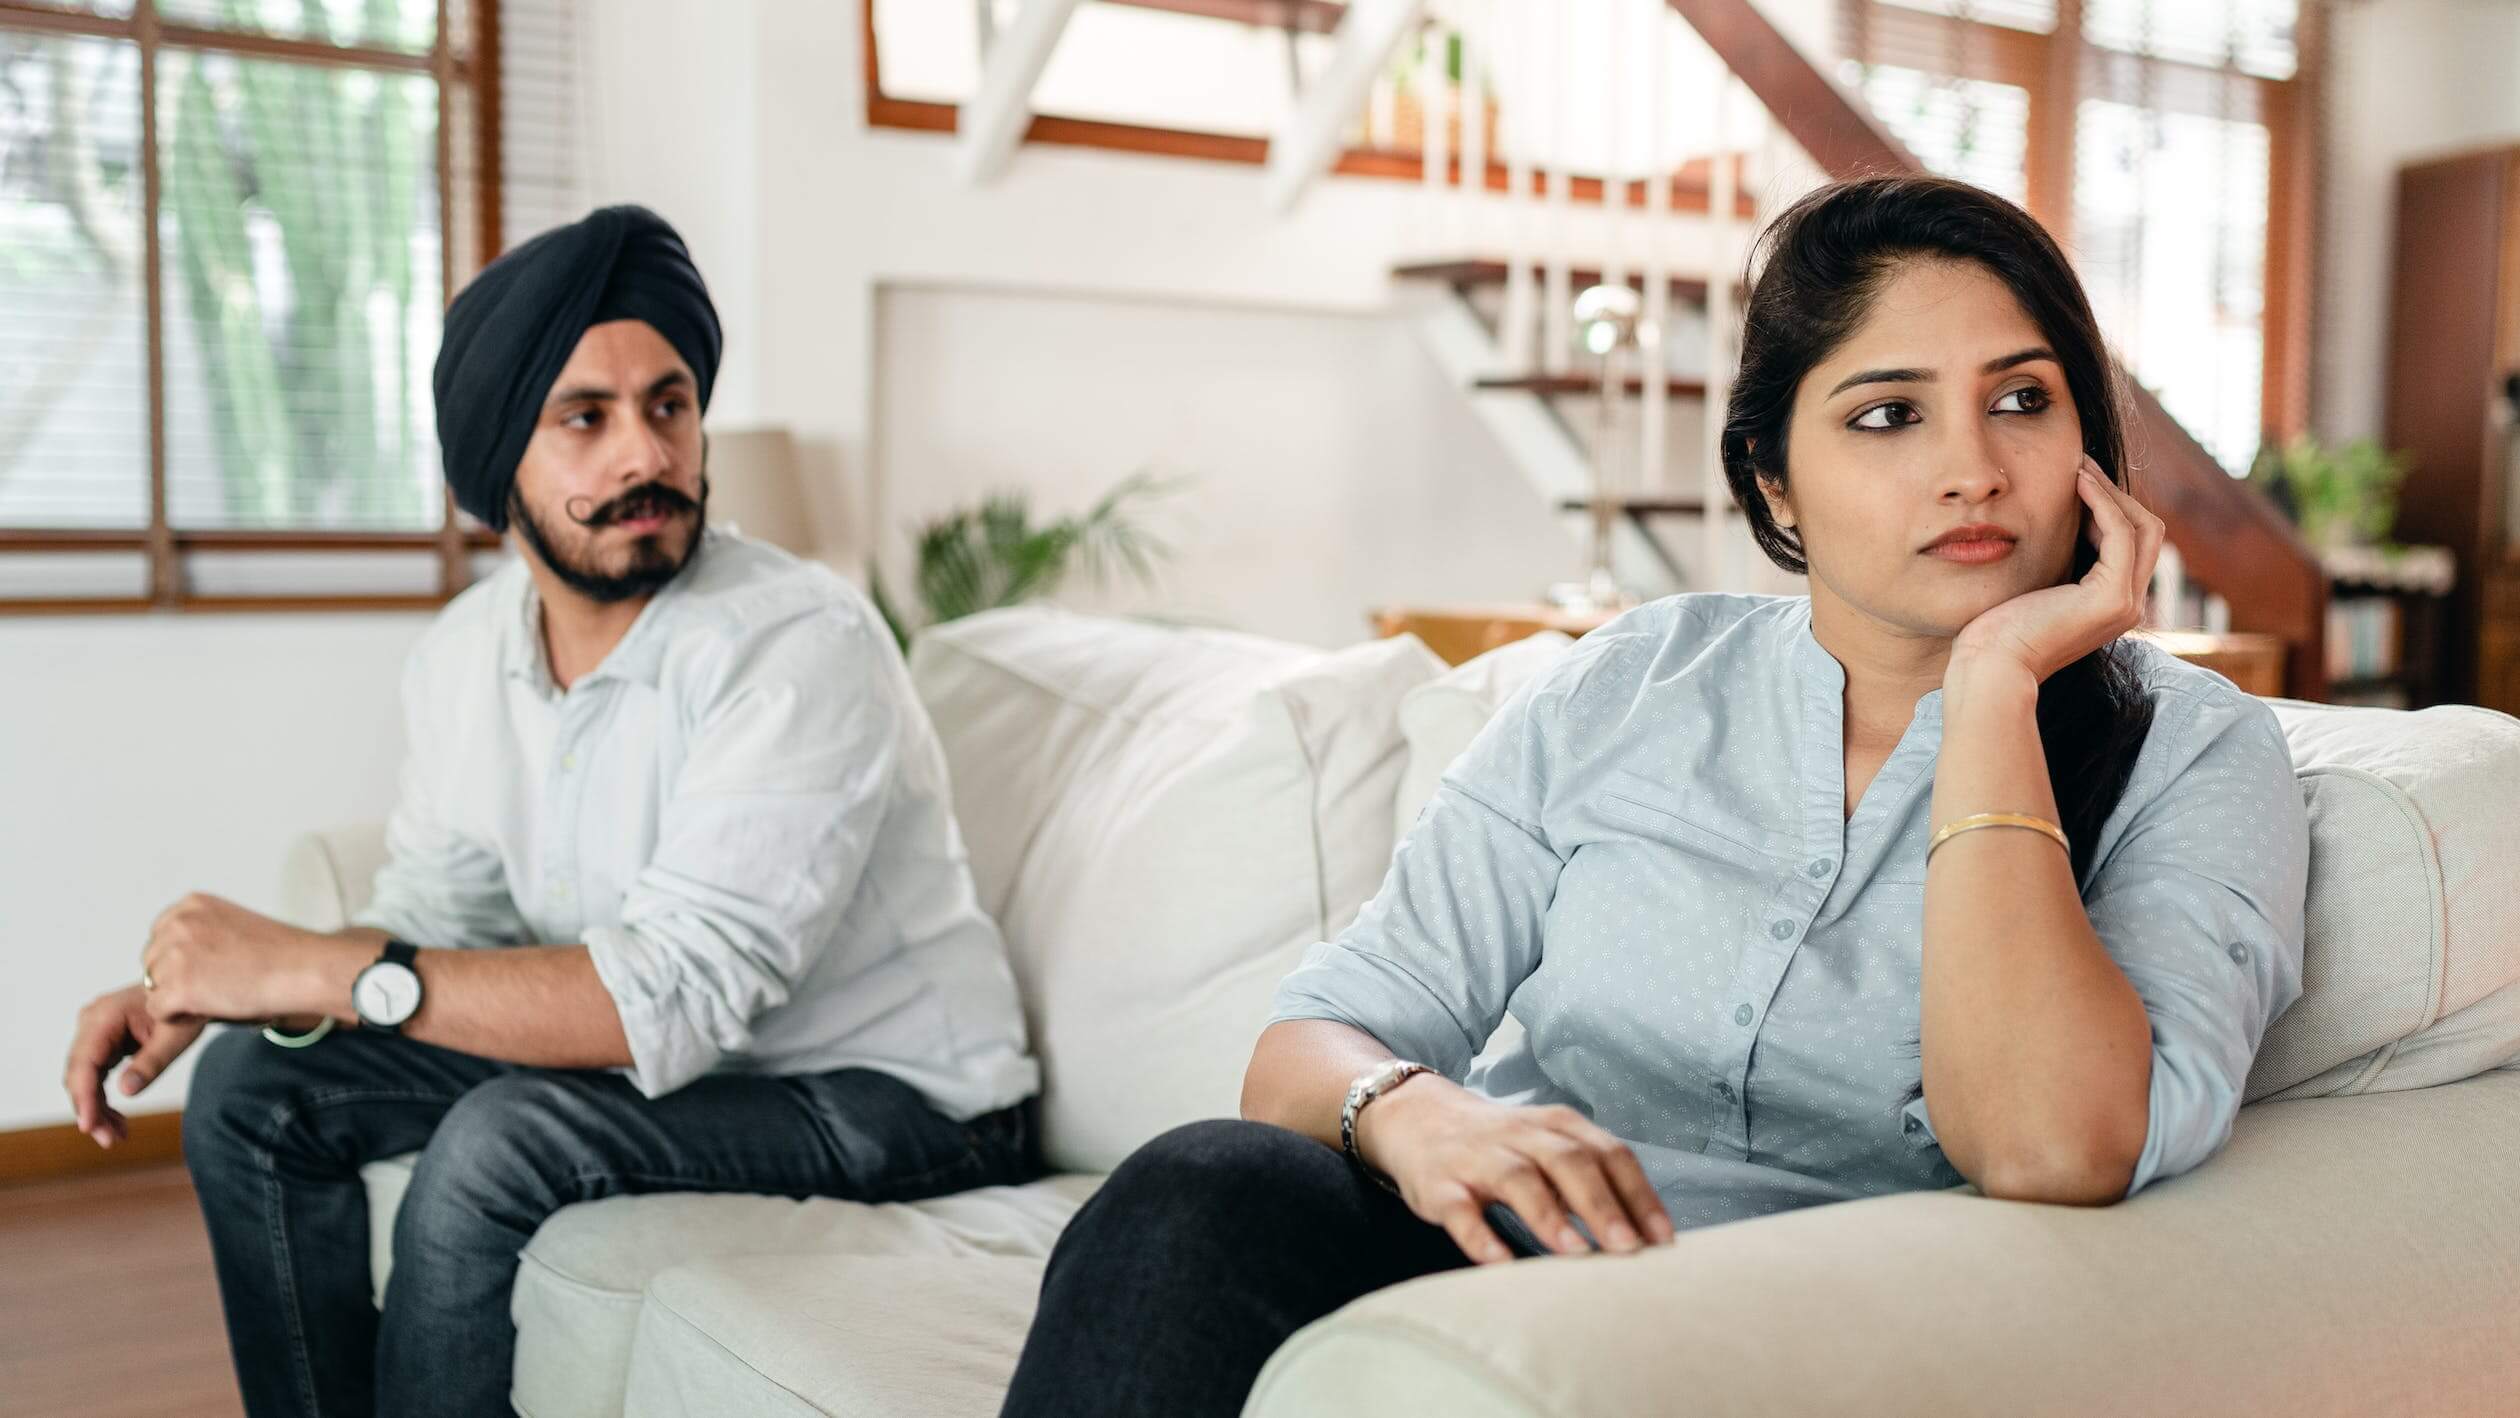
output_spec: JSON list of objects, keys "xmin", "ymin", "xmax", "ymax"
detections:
[{"xmin": 1924, "ymin": 536, "xmax": 2016, "ymax": 564}]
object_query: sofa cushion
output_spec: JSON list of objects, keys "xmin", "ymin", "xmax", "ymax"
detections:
[
  {"xmin": 2250, "ymin": 700, "xmax": 2520, "ymax": 1099},
  {"xmin": 1247, "ymin": 1065, "xmax": 2520, "ymax": 1418},
  {"xmin": 1392, "ymin": 629, "xmax": 1574, "ymax": 840},
  {"xmin": 358, "ymin": 1152, "xmax": 1096, "ymax": 1418},
  {"xmin": 905, "ymin": 610, "xmax": 1308, "ymax": 923},
  {"xmin": 278, "ymin": 820, "xmax": 388, "ymax": 927},
  {"xmin": 622, "ymin": 1255, "xmax": 1046, "ymax": 1418},
  {"xmin": 362, "ymin": 1153, "xmax": 420, "ymax": 1309},
  {"xmin": 910, "ymin": 608, "xmax": 1443, "ymax": 1173}
]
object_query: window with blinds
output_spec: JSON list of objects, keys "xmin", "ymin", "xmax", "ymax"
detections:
[
  {"xmin": 1837, "ymin": 0, "xmax": 2313, "ymax": 476},
  {"xmin": 0, "ymin": 0, "xmax": 579, "ymax": 609}
]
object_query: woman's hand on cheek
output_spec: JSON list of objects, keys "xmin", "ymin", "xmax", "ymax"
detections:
[{"xmin": 1948, "ymin": 455, "xmax": 2165, "ymax": 686}]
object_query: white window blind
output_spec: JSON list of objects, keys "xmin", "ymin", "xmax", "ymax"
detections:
[
  {"xmin": 0, "ymin": 0, "xmax": 581, "ymax": 604},
  {"xmin": 485, "ymin": 0, "xmax": 580, "ymax": 253},
  {"xmin": 1852, "ymin": 61, "xmax": 2032, "ymax": 204},
  {"xmin": 1, "ymin": 28, "xmax": 148, "ymax": 527},
  {"xmin": 1839, "ymin": 0, "xmax": 2303, "ymax": 474},
  {"xmin": 156, "ymin": 43, "xmax": 446, "ymax": 531}
]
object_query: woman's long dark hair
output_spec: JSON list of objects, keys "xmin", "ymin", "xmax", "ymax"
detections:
[{"xmin": 1719, "ymin": 174, "xmax": 2155, "ymax": 889}]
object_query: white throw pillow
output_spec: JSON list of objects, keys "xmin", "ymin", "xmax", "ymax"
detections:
[
  {"xmin": 1392, "ymin": 630, "xmax": 1577, "ymax": 840},
  {"xmin": 2252, "ymin": 700, "xmax": 2520, "ymax": 1100},
  {"xmin": 910, "ymin": 608, "xmax": 1444, "ymax": 1173}
]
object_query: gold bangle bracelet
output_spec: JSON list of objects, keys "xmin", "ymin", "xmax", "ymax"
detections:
[{"xmin": 1926, "ymin": 811, "xmax": 2069, "ymax": 860}]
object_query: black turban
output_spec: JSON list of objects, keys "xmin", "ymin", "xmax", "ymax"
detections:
[{"xmin": 433, "ymin": 205, "xmax": 723, "ymax": 531}]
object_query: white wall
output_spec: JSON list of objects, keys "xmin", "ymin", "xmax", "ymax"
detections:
[
  {"xmin": 573, "ymin": 0, "xmax": 766, "ymax": 429},
  {"xmin": 0, "ymin": 616, "xmax": 425, "ymax": 1129},
  {"xmin": 729, "ymin": 0, "xmax": 1835, "ymax": 587},
  {"xmin": 874, "ymin": 285, "xmax": 1583, "ymax": 645},
  {"xmin": 2317, "ymin": 0, "xmax": 2520, "ymax": 442}
]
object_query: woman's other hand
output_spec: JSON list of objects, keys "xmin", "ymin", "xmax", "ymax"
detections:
[{"xmin": 1355, "ymin": 1073, "xmax": 1675, "ymax": 1265}]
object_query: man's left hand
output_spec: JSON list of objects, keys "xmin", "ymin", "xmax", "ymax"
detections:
[{"xmin": 139, "ymin": 893, "xmax": 357, "ymax": 1024}]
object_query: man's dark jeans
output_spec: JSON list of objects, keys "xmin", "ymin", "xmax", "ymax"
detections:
[{"xmin": 181, "ymin": 1026, "xmax": 1040, "ymax": 1418}]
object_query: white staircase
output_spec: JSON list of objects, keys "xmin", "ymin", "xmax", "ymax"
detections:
[{"xmin": 1369, "ymin": 0, "xmax": 1829, "ymax": 599}]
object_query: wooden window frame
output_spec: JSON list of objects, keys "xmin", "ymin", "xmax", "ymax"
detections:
[
  {"xmin": 1849, "ymin": 0, "xmax": 2318, "ymax": 448},
  {"xmin": 0, "ymin": 0, "xmax": 508, "ymax": 616},
  {"xmin": 861, "ymin": 0, "xmax": 1761, "ymax": 217}
]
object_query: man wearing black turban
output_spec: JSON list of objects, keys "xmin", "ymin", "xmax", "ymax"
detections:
[
  {"xmin": 437, "ymin": 202, "xmax": 724, "ymax": 602},
  {"xmin": 63, "ymin": 207, "xmax": 1044, "ymax": 1418}
]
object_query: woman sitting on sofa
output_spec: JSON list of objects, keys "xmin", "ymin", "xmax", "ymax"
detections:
[{"xmin": 997, "ymin": 174, "xmax": 2311, "ymax": 1418}]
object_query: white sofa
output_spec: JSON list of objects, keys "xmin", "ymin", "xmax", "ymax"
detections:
[{"xmin": 273, "ymin": 605, "xmax": 2520, "ymax": 1418}]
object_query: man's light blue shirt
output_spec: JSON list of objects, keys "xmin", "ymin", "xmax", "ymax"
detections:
[{"xmin": 352, "ymin": 528, "xmax": 1041, "ymax": 1119}]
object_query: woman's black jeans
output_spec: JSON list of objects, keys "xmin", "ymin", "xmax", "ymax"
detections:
[{"xmin": 999, "ymin": 1117, "xmax": 1529, "ymax": 1418}]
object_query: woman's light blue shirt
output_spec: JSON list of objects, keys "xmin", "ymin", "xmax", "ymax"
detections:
[{"xmin": 1267, "ymin": 593, "xmax": 2309, "ymax": 1230}]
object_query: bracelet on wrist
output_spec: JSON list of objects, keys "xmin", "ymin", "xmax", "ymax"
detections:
[
  {"xmin": 261, "ymin": 1016, "xmax": 337, "ymax": 1049},
  {"xmin": 1341, "ymin": 1060, "xmax": 1431, "ymax": 1194},
  {"xmin": 1926, "ymin": 811, "xmax": 2069, "ymax": 861}
]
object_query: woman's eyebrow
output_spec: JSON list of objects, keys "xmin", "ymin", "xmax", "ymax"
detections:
[
  {"xmin": 1827, "ymin": 366, "xmax": 1928, "ymax": 396},
  {"xmin": 1981, "ymin": 345, "xmax": 2058, "ymax": 375},
  {"xmin": 1825, "ymin": 346, "xmax": 2058, "ymax": 398}
]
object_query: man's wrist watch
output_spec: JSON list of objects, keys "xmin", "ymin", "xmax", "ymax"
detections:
[
  {"xmin": 351, "ymin": 939, "xmax": 425, "ymax": 1034},
  {"xmin": 1340, "ymin": 1058, "xmax": 1431, "ymax": 1194}
]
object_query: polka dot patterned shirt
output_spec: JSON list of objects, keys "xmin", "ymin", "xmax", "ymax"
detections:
[{"xmin": 1267, "ymin": 592, "xmax": 2309, "ymax": 1231}]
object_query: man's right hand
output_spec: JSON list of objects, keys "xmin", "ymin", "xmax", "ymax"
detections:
[
  {"xmin": 64, "ymin": 984, "xmax": 206, "ymax": 1149},
  {"xmin": 1354, "ymin": 1073, "xmax": 1676, "ymax": 1265}
]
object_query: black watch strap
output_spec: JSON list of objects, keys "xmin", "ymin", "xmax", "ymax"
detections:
[{"xmin": 380, "ymin": 938, "xmax": 419, "ymax": 971}]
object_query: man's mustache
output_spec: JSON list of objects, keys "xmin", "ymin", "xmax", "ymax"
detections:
[{"xmin": 564, "ymin": 477, "xmax": 706, "ymax": 529}]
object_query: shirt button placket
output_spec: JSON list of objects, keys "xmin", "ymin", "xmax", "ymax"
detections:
[{"xmin": 549, "ymin": 697, "xmax": 590, "ymax": 920}]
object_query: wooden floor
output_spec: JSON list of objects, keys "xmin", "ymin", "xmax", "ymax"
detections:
[{"xmin": 0, "ymin": 1165, "xmax": 243, "ymax": 1417}]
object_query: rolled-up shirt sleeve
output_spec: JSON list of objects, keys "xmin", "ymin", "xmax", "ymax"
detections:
[
  {"xmin": 353, "ymin": 644, "xmax": 531, "ymax": 950},
  {"xmin": 1265, "ymin": 640, "xmax": 1604, "ymax": 1080},
  {"xmin": 584, "ymin": 609, "xmax": 900, "ymax": 1098},
  {"xmin": 2083, "ymin": 688, "xmax": 2309, "ymax": 1198}
]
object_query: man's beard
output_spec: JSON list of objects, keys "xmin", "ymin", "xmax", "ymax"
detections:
[{"xmin": 508, "ymin": 474, "xmax": 710, "ymax": 605}]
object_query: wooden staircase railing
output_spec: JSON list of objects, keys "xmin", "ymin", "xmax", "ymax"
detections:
[{"xmin": 1666, "ymin": 0, "xmax": 2330, "ymax": 699}]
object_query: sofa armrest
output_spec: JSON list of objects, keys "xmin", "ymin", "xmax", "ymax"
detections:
[
  {"xmin": 277, "ymin": 823, "xmax": 389, "ymax": 932},
  {"xmin": 1249, "ymin": 1068, "xmax": 2520, "ymax": 1418}
]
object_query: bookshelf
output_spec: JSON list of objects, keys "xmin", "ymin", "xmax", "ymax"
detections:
[{"xmin": 2321, "ymin": 545, "xmax": 2456, "ymax": 708}]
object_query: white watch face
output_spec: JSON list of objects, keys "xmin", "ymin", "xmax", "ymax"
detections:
[{"xmin": 354, "ymin": 961, "xmax": 422, "ymax": 1027}]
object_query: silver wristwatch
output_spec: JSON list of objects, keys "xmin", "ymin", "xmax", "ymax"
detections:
[{"xmin": 1340, "ymin": 1058, "xmax": 1431, "ymax": 1194}]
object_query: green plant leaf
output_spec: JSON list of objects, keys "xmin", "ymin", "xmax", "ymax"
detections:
[
  {"xmin": 866, "ymin": 558, "xmax": 913, "ymax": 653},
  {"xmin": 889, "ymin": 471, "xmax": 1187, "ymax": 641},
  {"xmin": 2251, "ymin": 432, "xmax": 2410, "ymax": 547}
]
